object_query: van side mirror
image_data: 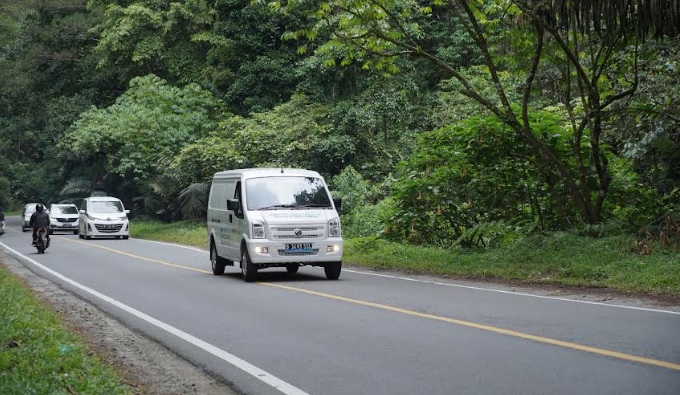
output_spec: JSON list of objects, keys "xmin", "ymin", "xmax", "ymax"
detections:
[
  {"xmin": 227, "ymin": 199, "xmax": 244, "ymax": 219},
  {"xmin": 227, "ymin": 199, "xmax": 239, "ymax": 211}
]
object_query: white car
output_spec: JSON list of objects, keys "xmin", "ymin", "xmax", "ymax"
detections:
[
  {"xmin": 21, "ymin": 203, "xmax": 47, "ymax": 232},
  {"xmin": 48, "ymin": 204, "xmax": 80, "ymax": 235},
  {"xmin": 78, "ymin": 196, "xmax": 130, "ymax": 239}
]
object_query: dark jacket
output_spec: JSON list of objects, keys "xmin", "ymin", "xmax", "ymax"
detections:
[
  {"xmin": 29, "ymin": 211, "xmax": 50, "ymax": 228},
  {"xmin": 0, "ymin": 211, "xmax": 4, "ymax": 221}
]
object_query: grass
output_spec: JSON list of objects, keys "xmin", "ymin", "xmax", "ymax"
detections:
[
  {"xmin": 130, "ymin": 219, "xmax": 680, "ymax": 296},
  {"xmin": 0, "ymin": 269, "xmax": 130, "ymax": 394},
  {"xmin": 130, "ymin": 218, "xmax": 208, "ymax": 248},
  {"xmin": 346, "ymin": 234, "xmax": 680, "ymax": 295}
]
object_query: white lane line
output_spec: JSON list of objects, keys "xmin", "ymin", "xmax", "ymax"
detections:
[{"xmin": 1, "ymin": 243, "xmax": 309, "ymax": 395}]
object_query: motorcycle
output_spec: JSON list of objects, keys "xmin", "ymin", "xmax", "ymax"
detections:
[{"xmin": 35, "ymin": 226, "xmax": 49, "ymax": 253}]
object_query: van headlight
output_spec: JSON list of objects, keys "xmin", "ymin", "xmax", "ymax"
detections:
[
  {"xmin": 252, "ymin": 223, "xmax": 265, "ymax": 239},
  {"xmin": 328, "ymin": 218, "xmax": 341, "ymax": 237}
]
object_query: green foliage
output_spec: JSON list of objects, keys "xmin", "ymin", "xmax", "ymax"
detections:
[
  {"xmin": 330, "ymin": 166, "xmax": 391, "ymax": 237},
  {"xmin": 331, "ymin": 165, "xmax": 370, "ymax": 215},
  {"xmin": 0, "ymin": 268, "xmax": 130, "ymax": 394},
  {"xmin": 130, "ymin": 218, "xmax": 208, "ymax": 248},
  {"xmin": 1, "ymin": 0, "xmax": 677, "ymax": 232},
  {"xmin": 90, "ymin": 0, "xmax": 214, "ymax": 84},
  {"xmin": 60, "ymin": 74, "xmax": 223, "ymax": 180},
  {"xmin": 170, "ymin": 94, "xmax": 352, "ymax": 182},
  {"xmin": 387, "ymin": 110, "xmax": 577, "ymax": 247}
]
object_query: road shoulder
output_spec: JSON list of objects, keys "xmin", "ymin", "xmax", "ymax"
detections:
[{"xmin": 0, "ymin": 250, "xmax": 240, "ymax": 395}]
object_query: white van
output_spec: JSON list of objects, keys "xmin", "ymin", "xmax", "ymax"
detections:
[
  {"xmin": 78, "ymin": 196, "xmax": 130, "ymax": 239},
  {"xmin": 207, "ymin": 168, "xmax": 343, "ymax": 282}
]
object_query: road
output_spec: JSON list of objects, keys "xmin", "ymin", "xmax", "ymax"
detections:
[{"xmin": 1, "ymin": 215, "xmax": 679, "ymax": 395}]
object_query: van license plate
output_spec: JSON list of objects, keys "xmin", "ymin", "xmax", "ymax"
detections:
[{"xmin": 285, "ymin": 243, "xmax": 312, "ymax": 253}]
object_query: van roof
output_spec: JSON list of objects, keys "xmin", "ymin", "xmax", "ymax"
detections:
[
  {"xmin": 213, "ymin": 168, "xmax": 322, "ymax": 179},
  {"xmin": 86, "ymin": 196, "xmax": 122, "ymax": 202}
]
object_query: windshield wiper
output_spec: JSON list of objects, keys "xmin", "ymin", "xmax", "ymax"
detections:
[{"xmin": 299, "ymin": 203, "xmax": 331, "ymax": 208}]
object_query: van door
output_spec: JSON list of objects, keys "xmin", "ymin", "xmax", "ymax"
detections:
[
  {"xmin": 224, "ymin": 180, "xmax": 244, "ymax": 260},
  {"xmin": 209, "ymin": 178, "xmax": 244, "ymax": 261}
]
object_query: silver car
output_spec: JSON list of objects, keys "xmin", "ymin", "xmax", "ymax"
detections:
[
  {"xmin": 21, "ymin": 203, "xmax": 47, "ymax": 232},
  {"xmin": 48, "ymin": 204, "xmax": 80, "ymax": 235}
]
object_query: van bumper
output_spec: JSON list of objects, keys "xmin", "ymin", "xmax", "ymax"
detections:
[{"xmin": 246, "ymin": 239, "xmax": 343, "ymax": 265}]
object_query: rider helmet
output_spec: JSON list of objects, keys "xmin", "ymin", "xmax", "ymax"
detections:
[{"xmin": 36, "ymin": 203, "xmax": 44, "ymax": 212}]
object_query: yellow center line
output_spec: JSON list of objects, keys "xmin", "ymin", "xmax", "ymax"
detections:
[
  {"xmin": 260, "ymin": 282, "xmax": 680, "ymax": 372},
  {"xmin": 62, "ymin": 236, "xmax": 680, "ymax": 372},
  {"xmin": 61, "ymin": 237, "xmax": 209, "ymax": 274}
]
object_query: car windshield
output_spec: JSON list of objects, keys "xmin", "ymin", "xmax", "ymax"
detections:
[
  {"xmin": 90, "ymin": 200, "xmax": 124, "ymax": 213},
  {"xmin": 245, "ymin": 176, "xmax": 332, "ymax": 210},
  {"xmin": 52, "ymin": 205, "xmax": 78, "ymax": 215}
]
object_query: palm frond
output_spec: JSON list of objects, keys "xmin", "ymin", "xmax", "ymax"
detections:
[
  {"xmin": 178, "ymin": 182, "xmax": 209, "ymax": 219},
  {"xmin": 59, "ymin": 177, "xmax": 92, "ymax": 197}
]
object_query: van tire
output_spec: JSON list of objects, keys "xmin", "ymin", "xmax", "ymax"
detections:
[
  {"xmin": 286, "ymin": 263, "xmax": 299, "ymax": 274},
  {"xmin": 241, "ymin": 248, "xmax": 257, "ymax": 282},
  {"xmin": 324, "ymin": 261, "xmax": 342, "ymax": 280},
  {"xmin": 211, "ymin": 243, "xmax": 226, "ymax": 275}
]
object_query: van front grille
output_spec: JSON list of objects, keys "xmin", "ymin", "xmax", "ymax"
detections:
[{"xmin": 270, "ymin": 225, "xmax": 325, "ymax": 240}]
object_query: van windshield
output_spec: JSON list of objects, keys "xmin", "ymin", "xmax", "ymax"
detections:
[
  {"xmin": 246, "ymin": 176, "xmax": 333, "ymax": 210},
  {"xmin": 90, "ymin": 200, "xmax": 124, "ymax": 213}
]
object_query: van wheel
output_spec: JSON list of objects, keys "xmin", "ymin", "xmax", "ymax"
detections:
[
  {"xmin": 324, "ymin": 261, "xmax": 342, "ymax": 280},
  {"xmin": 241, "ymin": 248, "xmax": 257, "ymax": 282},
  {"xmin": 122, "ymin": 236, "xmax": 129, "ymax": 240},
  {"xmin": 286, "ymin": 264, "xmax": 299, "ymax": 274},
  {"xmin": 211, "ymin": 243, "xmax": 226, "ymax": 275}
]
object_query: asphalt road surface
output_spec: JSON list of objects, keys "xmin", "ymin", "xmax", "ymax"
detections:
[{"xmin": 2, "ymin": 215, "xmax": 679, "ymax": 395}]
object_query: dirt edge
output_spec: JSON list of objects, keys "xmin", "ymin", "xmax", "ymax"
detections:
[{"xmin": 1, "ymin": 251, "xmax": 240, "ymax": 395}]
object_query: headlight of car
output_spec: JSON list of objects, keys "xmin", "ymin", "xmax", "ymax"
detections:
[
  {"xmin": 328, "ymin": 218, "xmax": 341, "ymax": 237},
  {"xmin": 252, "ymin": 222, "xmax": 265, "ymax": 239}
]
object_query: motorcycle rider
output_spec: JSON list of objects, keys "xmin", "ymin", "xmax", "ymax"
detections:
[
  {"xmin": 29, "ymin": 203, "xmax": 50, "ymax": 246},
  {"xmin": 0, "ymin": 206, "xmax": 5, "ymax": 235}
]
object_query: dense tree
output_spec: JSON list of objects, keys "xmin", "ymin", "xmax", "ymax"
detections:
[
  {"xmin": 0, "ymin": 0, "xmax": 676, "ymax": 239},
  {"xmin": 0, "ymin": 0, "xmax": 125, "ymax": 205},
  {"xmin": 269, "ymin": 0, "xmax": 677, "ymax": 226},
  {"xmin": 169, "ymin": 94, "xmax": 346, "ymax": 183},
  {"xmin": 88, "ymin": 0, "xmax": 304, "ymax": 113},
  {"xmin": 61, "ymin": 74, "xmax": 223, "ymax": 181}
]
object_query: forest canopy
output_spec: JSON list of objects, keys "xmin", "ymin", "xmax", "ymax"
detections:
[{"xmin": 0, "ymin": 0, "xmax": 678, "ymax": 246}]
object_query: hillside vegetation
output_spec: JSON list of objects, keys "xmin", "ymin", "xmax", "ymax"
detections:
[{"xmin": 0, "ymin": 1, "xmax": 678, "ymax": 281}]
